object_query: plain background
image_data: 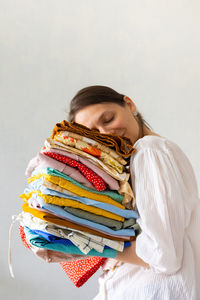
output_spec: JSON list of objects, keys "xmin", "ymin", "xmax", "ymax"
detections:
[{"xmin": 1, "ymin": 1, "xmax": 200, "ymax": 299}]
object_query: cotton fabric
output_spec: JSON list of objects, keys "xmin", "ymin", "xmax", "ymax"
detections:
[
  {"xmin": 24, "ymin": 179, "xmax": 138, "ymax": 219},
  {"xmin": 24, "ymin": 226, "xmax": 117, "ymax": 258},
  {"xmin": 41, "ymin": 147, "xmax": 120, "ymax": 190},
  {"xmin": 42, "ymin": 151, "xmax": 107, "ymax": 191},
  {"xmin": 22, "ymin": 203, "xmax": 134, "ymax": 241},
  {"xmin": 54, "ymin": 132, "xmax": 124, "ymax": 173},
  {"xmin": 19, "ymin": 225, "xmax": 106, "ymax": 287}
]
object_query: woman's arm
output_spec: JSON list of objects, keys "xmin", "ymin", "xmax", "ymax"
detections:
[{"xmin": 116, "ymin": 240, "xmax": 150, "ymax": 268}]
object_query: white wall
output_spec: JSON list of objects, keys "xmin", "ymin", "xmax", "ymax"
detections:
[{"xmin": 1, "ymin": 1, "xmax": 200, "ymax": 299}]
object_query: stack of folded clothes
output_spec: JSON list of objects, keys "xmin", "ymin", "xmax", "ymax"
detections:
[{"xmin": 17, "ymin": 120, "xmax": 140, "ymax": 287}]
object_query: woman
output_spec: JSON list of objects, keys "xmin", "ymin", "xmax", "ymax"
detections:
[{"xmin": 69, "ymin": 85, "xmax": 200, "ymax": 300}]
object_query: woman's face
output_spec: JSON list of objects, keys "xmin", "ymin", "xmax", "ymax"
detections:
[{"xmin": 74, "ymin": 97, "xmax": 140, "ymax": 145}]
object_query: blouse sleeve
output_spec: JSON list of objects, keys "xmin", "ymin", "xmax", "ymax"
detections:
[{"xmin": 132, "ymin": 145, "xmax": 187, "ymax": 274}]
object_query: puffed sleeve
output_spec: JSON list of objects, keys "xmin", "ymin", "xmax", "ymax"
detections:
[{"xmin": 131, "ymin": 144, "xmax": 187, "ymax": 274}]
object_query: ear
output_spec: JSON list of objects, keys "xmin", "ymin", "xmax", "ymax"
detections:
[{"xmin": 123, "ymin": 96, "xmax": 136, "ymax": 113}]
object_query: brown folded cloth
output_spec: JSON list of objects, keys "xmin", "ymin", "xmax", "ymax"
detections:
[
  {"xmin": 51, "ymin": 120, "xmax": 136, "ymax": 159},
  {"xmin": 22, "ymin": 203, "xmax": 135, "ymax": 242}
]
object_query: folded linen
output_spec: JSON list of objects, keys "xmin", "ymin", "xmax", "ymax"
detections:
[
  {"xmin": 28, "ymin": 167, "xmax": 124, "ymax": 204},
  {"xmin": 22, "ymin": 191, "xmax": 125, "ymax": 222},
  {"xmin": 31, "ymin": 179, "xmax": 138, "ymax": 219},
  {"xmin": 24, "ymin": 226, "xmax": 117, "ymax": 258},
  {"xmin": 41, "ymin": 147, "xmax": 119, "ymax": 190},
  {"xmin": 51, "ymin": 120, "xmax": 136, "ymax": 158},
  {"xmin": 22, "ymin": 203, "xmax": 134, "ymax": 241},
  {"xmin": 26, "ymin": 152, "xmax": 94, "ymax": 189},
  {"xmin": 54, "ymin": 132, "xmax": 124, "ymax": 173}
]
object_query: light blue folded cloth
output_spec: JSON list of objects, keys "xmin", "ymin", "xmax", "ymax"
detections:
[{"xmin": 25, "ymin": 178, "xmax": 138, "ymax": 219}]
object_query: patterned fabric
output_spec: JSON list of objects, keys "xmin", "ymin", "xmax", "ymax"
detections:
[
  {"xmin": 47, "ymin": 227, "xmax": 125, "ymax": 253},
  {"xmin": 43, "ymin": 151, "xmax": 107, "ymax": 191},
  {"xmin": 44, "ymin": 138, "xmax": 128, "ymax": 182},
  {"xmin": 24, "ymin": 226, "xmax": 117, "ymax": 258},
  {"xmin": 25, "ymin": 152, "xmax": 94, "ymax": 189},
  {"xmin": 54, "ymin": 132, "xmax": 124, "ymax": 173},
  {"xmin": 60, "ymin": 257, "xmax": 106, "ymax": 288},
  {"xmin": 43, "ymin": 139, "xmax": 135, "ymax": 208},
  {"xmin": 59, "ymin": 131, "xmax": 127, "ymax": 165},
  {"xmin": 51, "ymin": 120, "xmax": 136, "ymax": 158},
  {"xmin": 41, "ymin": 147, "xmax": 120, "ymax": 190},
  {"xmin": 18, "ymin": 212, "xmax": 125, "ymax": 253},
  {"xmin": 19, "ymin": 225, "xmax": 106, "ymax": 288}
]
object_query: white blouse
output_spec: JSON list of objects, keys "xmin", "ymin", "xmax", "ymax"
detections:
[{"xmin": 93, "ymin": 136, "xmax": 200, "ymax": 300}]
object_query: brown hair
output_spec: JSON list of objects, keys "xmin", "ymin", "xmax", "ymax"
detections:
[{"xmin": 68, "ymin": 85, "xmax": 152, "ymax": 136}]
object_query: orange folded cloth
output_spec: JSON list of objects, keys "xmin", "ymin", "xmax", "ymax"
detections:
[{"xmin": 51, "ymin": 120, "xmax": 136, "ymax": 158}]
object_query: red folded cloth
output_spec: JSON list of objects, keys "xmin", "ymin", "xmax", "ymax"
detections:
[
  {"xmin": 19, "ymin": 226, "xmax": 106, "ymax": 287},
  {"xmin": 60, "ymin": 257, "xmax": 106, "ymax": 288},
  {"xmin": 42, "ymin": 150, "xmax": 107, "ymax": 191}
]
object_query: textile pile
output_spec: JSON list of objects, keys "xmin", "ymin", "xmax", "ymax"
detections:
[{"xmin": 16, "ymin": 121, "xmax": 139, "ymax": 287}]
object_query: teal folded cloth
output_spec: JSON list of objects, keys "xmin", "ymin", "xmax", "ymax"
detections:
[{"xmin": 24, "ymin": 226, "xmax": 117, "ymax": 258}]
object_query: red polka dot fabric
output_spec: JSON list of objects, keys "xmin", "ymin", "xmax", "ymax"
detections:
[
  {"xmin": 19, "ymin": 225, "xmax": 31, "ymax": 249},
  {"xmin": 19, "ymin": 226, "xmax": 106, "ymax": 288},
  {"xmin": 43, "ymin": 151, "xmax": 107, "ymax": 191},
  {"xmin": 60, "ymin": 257, "xmax": 106, "ymax": 288}
]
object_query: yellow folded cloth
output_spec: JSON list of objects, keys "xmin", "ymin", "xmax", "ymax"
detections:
[
  {"xmin": 28, "ymin": 174, "xmax": 125, "ymax": 210},
  {"xmin": 20, "ymin": 191, "xmax": 124, "ymax": 222}
]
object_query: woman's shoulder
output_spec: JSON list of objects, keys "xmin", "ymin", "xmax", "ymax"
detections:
[
  {"xmin": 133, "ymin": 134, "xmax": 182, "ymax": 155},
  {"xmin": 131, "ymin": 135, "xmax": 194, "ymax": 178}
]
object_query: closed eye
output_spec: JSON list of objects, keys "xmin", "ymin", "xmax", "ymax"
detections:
[{"xmin": 102, "ymin": 116, "xmax": 114, "ymax": 125}]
